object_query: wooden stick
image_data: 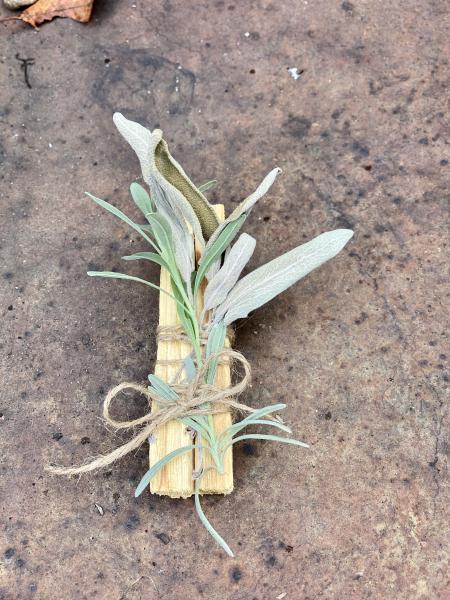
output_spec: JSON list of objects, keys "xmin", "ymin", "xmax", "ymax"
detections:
[{"xmin": 149, "ymin": 205, "xmax": 233, "ymax": 497}]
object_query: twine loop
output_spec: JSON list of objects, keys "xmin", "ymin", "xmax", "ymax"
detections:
[{"xmin": 46, "ymin": 348, "xmax": 252, "ymax": 477}]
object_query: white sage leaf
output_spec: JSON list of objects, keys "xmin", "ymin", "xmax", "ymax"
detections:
[
  {"xmin": 113, "ymin": 113, "xmax": 216, "ymax": 245},
  {"xmin": 113, "ymin": 113, "xmax": 153, "ymax": 181},
  {"xmin": 204, "ymin": 233, "xmax": 256, "ymax": 312},
  {"xmin": 214, "ymin": 229, "xmax": 354, "ymax": 325},
  {"xmin": 149, "ymin": 181, "xmax": 194, "ymax": 283},
  {"xmin": 205, "ymin": 167, "xmax": 281, "ymax": 252}
]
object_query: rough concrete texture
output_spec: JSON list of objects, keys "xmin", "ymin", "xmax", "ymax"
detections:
[{"xmin": 0, "ymin": 1, "xmax": 449, "ymax": 598}]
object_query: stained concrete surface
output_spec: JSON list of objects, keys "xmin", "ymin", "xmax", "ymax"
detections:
[{"xmin": 0, "ymin": 1, "xmax": 449, "ymax": 598}]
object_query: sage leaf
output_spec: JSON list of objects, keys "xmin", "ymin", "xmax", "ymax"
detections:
[
  {"xmin": 135, "ymin": 445, "xmax": 199, "ymax": 497},
  {"xmin": 205, "ymin": 322, "xmax": 226, "ymax": 384},
  {"xmin": 113, "ymin": 113, "xmax": 219, "ymax": 241},
  {"xmin": 183, "ymin": 355, "xmax": 197, "ymax": 382},
  {"xmin": 198, "ymin": 180, "xmax": 217, "ymax": 194},
  {"xmin": 214, "ymin": 229, "xmax": 354, "ymax": 325},
  {"xmin": 154, "ymin": 137, "xmax": 219, "ymax": 239},
  {"xmin": 204, "ymin": 233, "xmax": 256, "ymax": 312},
  {"xmin": 130, "ymin": 182, "xmax": 154, "ymax": 216},
  {"xmin": 205, "ymin": 167, "xmax": 281, "ymax": 251},
  {"xmin": 86, "ymin": 192, "xmax": 157, "ymax": 251},
  {"xmin": 194, "ymin": 481, "xmax": 234, "ymax": 557},
  {"xmin": 122, "ymin": 252, "xmax": 169, "ymax": 270},
  {"xmin": 148, "ymin": 374, "xmax": 179, "ymax": 402},
  {"xmin": 194, "ymin": 214, "xmax": 246, "ymax": 301},
  {"xmin": 113, "ymin": 113, "xmax": 153, "ymax": 181}
]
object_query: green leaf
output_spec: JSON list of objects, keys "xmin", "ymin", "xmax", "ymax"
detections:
[
  {"xmin": 205, "ymin": 322, "xmax": 226, "ymax": 384},
  {"xmin": 113, "ymin": 113, "xmax": 219, "ymax": 240},
  {"xmin": 87, "ymin": 271, "xmax": 184, "ymax": 307},
  {"xmin": 170, "ymin": 278, "xmax": 197, "ymax": 345},
  {"xmin": 148, "ymin": 374, "xmax": 179, "ymax": 402},
  {"xmin": 218, "ymin": 404, "xmax": 287, "ymax": 443},
  {"xmin": 194, "ymin": 480, "xmax": 234, "ymax": 557},
  {"xmin": 204, "ymin": 233, "xmax": 256, "ymax": 312},
  {"xmin": 198, "ymin": 180, "xmax": 217, "ymax": 193},
  {"xmin": 205, "ymin": 168, "xmax": 281, "ymax": 250},
  {"xmin": 194, "ymin": 214, "xmax": 246, "ymax": 301},
  {"xmin": 145, "ymin": 213, "xmax": 174, "ymax": 258},
  {"xmin": 135, "ymin": 445, "xmax": 199, "ymax": 497},
  {"xmin": 183, "ymin": 355, "xmax": 197, "ymax": 381},
  {"xmin": 227, "ymin": 433, "xmax": 309, "ymax": 449},
  {"xmin": 121, "ymin": 252, "xmax": 169, "ymax": 269},
  {"xmin": 215, "ymin": 229, "xmax": 354, "ymax": 325},
  {"xmin": 85, "ymin": 192, "xmax": 157, "ymax": 251},
  {"xmin": 221, "ymin": 418, "xmax": 292, "ymax": 441},
  {"xmin": 130, "ymin": 182, "xmax": 154, "ymax": 216}
]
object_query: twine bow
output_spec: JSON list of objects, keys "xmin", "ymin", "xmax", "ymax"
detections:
[{"xmin": 46, "ymin": 349, "xmax": 252, "ymax": 476}]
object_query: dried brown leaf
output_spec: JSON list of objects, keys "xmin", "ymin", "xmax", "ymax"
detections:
[{"xmin": 7, "ymin": 0, "xmax": 94, "ymax": 28}]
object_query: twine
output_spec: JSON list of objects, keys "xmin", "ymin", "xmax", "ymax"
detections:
[
  {"xmin": 155, "ymin": 324, "xmax": 235, "ymax": 367},
  {"xmin": 46, "ymin": 348, "xmax": 253, "ymax": 477}
]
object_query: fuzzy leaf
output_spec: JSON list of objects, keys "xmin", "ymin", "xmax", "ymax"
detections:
[
  {"xmin": 135, "ymin": 445, "xmax": 199, "ymax": 497},
  {"xmin": 86, "ymin": 192, "xmax": 157, "ymax": 250},
  {"xmin": 198, "ymin": 180, "xmax": 217, "ymax": 193},
  {"xmin": 121, "ymin": 252, "xmax": 168, "ymax": 269},
  {"xmin": 154, "ymin": 137, "xmax": 219, "ymax": 239},
  {"xmin": 204, "ymin": 233, "xmax": 256, "ymax": 311},
  {"xmin": 194, "ymin": 214, "xmax": 246, "ymax": 300},
  {"xmin": 148, "ymin": 374, "xmax": 179, "ymax": 402},
  {"xmin": 130, "ymin": 182, "xmax": 154, "ymax": 216},
  {"xmin": 205, "ymin": 168, "xmax": 281, "ymax": 251},
  {"xmin": 205, "ymin": 322, "xmax": 227, "ymax": 384},
  {"xmin": 214, "ymin": 229, "xmax": 354, "ymax": 325},
  {"xmin": 113, "ymin": 113, "xmax": 219, "ymax": 241},
  {"xmin": 183, "ymin": 355, "xmax": 197, "ymax": 382},
  {"xmin": 113, "ymin": 113, "xmax": 153, "ymax": 181},
  {"xmin": 194, "ymin": 481, "xmax": 234, "ymax": 557}
]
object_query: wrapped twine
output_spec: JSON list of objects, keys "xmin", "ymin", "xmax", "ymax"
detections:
[{"xmin": 46, "ymin": 331, "xmax": 253, "ymax": 477}]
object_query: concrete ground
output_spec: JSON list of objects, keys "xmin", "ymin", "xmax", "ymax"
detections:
[{"xmin": 0, "ymin": 1, "xmax": 448, "ymax": 598}]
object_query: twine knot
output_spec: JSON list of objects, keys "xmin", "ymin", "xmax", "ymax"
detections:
[{"xmin": 46, "ymin": 348, "xmax": 252, "ymax": 477}]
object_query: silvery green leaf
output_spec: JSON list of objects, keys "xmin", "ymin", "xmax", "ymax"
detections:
[
  {"xmin": 226, "ymin": 434, "xmax": 309, "ymax": 449},
  {"xmin": 198, "ymin": 180, "xmax": 217, "ymax": 193},
  {"xmin": 183, "ymin": 355, "xmax": 197, "ymax": 382},
  {"xmin": 146, "ymin": 189, "xmax": 194, "ymax": 284},
  {"xmin": 215, "ymin": 229, "xmax": 353, "ymax": 325},
  {"xmin": 204, "ymin": 322, "xmax": 226, "ymax": 384},
  {"xmin": 205, "ymin": 167, "xmax": 281, "ymax": 251},
  {"xmin": 87, "ymin": 271, "xmax": 183, "ymax": 307},
  {"xmin": 121, "ymin": 252, "xmax": 169, "ymax": 270},
  {"xmin": 86, "ymin": 192, "xmax": 157, "ymax": 251},
  {"xmin": 113, "ymin": 113, "xmax": 153, "ymax": 181},
  {"xmin": 130, "ymin": 182, "xmax": 154, "ymax": 216},
  {"xmin": 148, "ymin": 374, "xmax": 179, "ymax": 402},
  {"xmin": 113, "ymin": 113, "xmax": 218, "ymax": 242},
  {"xmin": 135, "ymin": 444, "xmax": 199, "ymax": 497},
  {"xmin": 194, "ymin": 214, "xmax": 246, "ymax": 300},
  {"xmin": 204, "ymin": 233, "xmax": 256, "ymax": 312}
]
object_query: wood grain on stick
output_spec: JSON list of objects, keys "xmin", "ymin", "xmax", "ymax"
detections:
[{"xmin": 149, "ymin": 205, "xmax": 233, "ymax": 497}]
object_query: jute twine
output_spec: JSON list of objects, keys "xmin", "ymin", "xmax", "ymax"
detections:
[{"xmin": 46, "ymin": 333, "xmax": 253, "ymax": 477}]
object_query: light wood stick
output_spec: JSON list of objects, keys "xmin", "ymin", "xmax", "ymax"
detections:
[{"xmin": 149, "ymin": 205, "xmax": 233, "ymax": 497}]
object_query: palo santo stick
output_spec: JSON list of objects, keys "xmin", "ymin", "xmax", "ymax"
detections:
[
  {"xmin": 149, "ymin": 205, "xmax": 233, "ymax": 497},
  {"xmin": 149, "ymin": 263, "xmax": 194, "ymax": 498},
  {"xmin": 196, "ymin": 205, "xmax": 233, "ymax": 495}
]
